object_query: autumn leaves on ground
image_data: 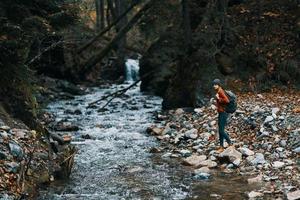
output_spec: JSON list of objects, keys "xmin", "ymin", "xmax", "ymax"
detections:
[{"xmin": 148, "ymin": 89, "xmax": 300, "ymax": 199}]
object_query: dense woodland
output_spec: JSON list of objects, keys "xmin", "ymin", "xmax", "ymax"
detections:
[{"xmin": 0, "ymin": 0, "xmax": 299, "ymax": 199}]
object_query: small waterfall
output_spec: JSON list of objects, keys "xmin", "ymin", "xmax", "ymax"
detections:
[{"xmin": 125, "ymin": 58, "xmax": 140, "ymax": 82}]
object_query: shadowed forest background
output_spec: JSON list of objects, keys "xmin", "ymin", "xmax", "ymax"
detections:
[{"xmin": 0, "ymin": 0, "xmax": 299, "ymax": 199}]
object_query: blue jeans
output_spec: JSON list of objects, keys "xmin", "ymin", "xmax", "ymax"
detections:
[{"xmin": 218, "ymin": 112, "xmax": 231, "ymax": 147}]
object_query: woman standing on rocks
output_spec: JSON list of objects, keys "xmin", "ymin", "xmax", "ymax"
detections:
[{"xmin": 213, "ymin": 79, "xmax": 232, "ymax": 153}]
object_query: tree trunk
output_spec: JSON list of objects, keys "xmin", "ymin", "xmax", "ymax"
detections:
[
  {"xmin": 77, "ymin": 0, "xmax": 139, "ymax": 54},
  {"xmin": 182, "ymin": 0, "xmax": 192, "ymax": 50},
  {"xmin": 95, "ymin": 0, "xmax": 101, "ymax": 31},
  {"xmin": 100, "ymin": 0, "xmax": 105, "ymax": 29},
  {"xmin": 80, "ymin": 0, "xmax": 153, "ymax": 77}
]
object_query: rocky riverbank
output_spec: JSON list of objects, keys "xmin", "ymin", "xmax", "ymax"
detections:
[
  {"xmin": 0, "ymin": 77, "xmax": 85, "ymax": 199},
  {"xmin": 147, "ymin": 89, "xmax": 300, "ymax": 199}
]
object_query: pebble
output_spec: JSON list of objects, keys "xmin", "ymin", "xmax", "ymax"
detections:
[
  {"xmin": 293, "ymin": 147, "xmax": 300, "ymax": 153},
  {"xmin": 199, "ymin": 159, "xmax": 218, "ymax": 168},
  {"xmin": 273, "ymin": 161, "xmax": 285, "ymax": 169},
  {"xmin": 264, "ymin": 116, "xmax": 274, "ymax": 124},
  {"xmin": 184, "ymin": 128, "xmax": 198, "ymax": 139},
  {"xmin": 5, "ymin": 162, "xmax": 20, "ymax": 173},
  {"xmin": 179, "ymin": 149, "xmax": 192, "ymax": 157},
  {"xmin": 248, "ymin": 191, "xmax": 263, "ymax": 198},
  {"xmin": 193, "ymin": 172, "xmax": 211, "ymax": 180},
  {"xmin": 194, "ymin": 167, "xmax": 210, "ymax": 174},
  {"xmin": 239, "ymin": 147, "xmax": 255, "ymax": 156},
  {"xmin": 286, "ymin": 190, "xmax": 300, "ymax": 200},
  {"xmin": 251, "ymin": 153, "xmax": 266, "ymax": 165},
  {"xmin": 9, "ymin": 142, "xmax": 23, "ymax": 160},
  {"xmin": 183, "ymin": 155, "xmax": 207, "ymax": 167}
]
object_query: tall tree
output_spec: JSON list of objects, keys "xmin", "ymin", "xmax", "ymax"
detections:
[{"xmin": 182, "ymin": 0, "xmax": 192, "ymax": 50}]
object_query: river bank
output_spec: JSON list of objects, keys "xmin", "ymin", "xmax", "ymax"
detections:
[
  {"xmin": 147, "ymin": 88, "xmax": 300, "ymax": 199},
  {"xmin": 0, "ymin": 76, "xmax": 86, "ymax": 199}
]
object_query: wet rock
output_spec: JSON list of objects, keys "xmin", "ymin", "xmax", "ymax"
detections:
[
  {"xmin": 194, "ymin": 167, "xmax": 210, "ymax": 174},
  {"xmin": 0, "ymin": 150, "xmax": 7, "ymax": 160},
  {"xmin": 149, "ymin": 147, "xmax": 162, "ymax": 153},
  {"xmin": 184, "ymin": 128, "xmax": 198, "ymax": 139},
  {"xmin": 239, "ymin": 147, "xmax": 255, "ymax": 156},
  {"xmin": 280, "ymin": 140, "xmax": 287, "ymax": 147},
  {"xmin": 193, "ymin": 172, "xmax": 211, "ymax": 180},
  {"xmin": 293, "ymin": 147, "xmax": 300, "ymax": 153},
  {"xmin": 248, "ymin": 191, "xmax": 263, "ymax": 198},
  {"xmin": 286, "ymin": 190, "xmax": 300, "ymax": 200},
  {"xmin": 179, "ymin": 149, "xmax": 192, "ymax": 157},
  {"xmin": 147, "ymin": 127, "xmax": 162, "ymax": 135},
  {"xmin": 250, "ymin": 153, "xmax": 266, "ymax": 165},
  {"xmin": 9, "ymin": 142, "xmax": 23, "ymax": 160},
  {"xmin": 183, "ymin": 155, "xmax": 207, "ymax": 167},
  {"xmin": 175, "ymin": 108, "xmax": 184, "ymax": 115},
  {"xmin": 126, "ymin": 166, "xmax": 144, "ymax": 173},
  {"xmin": 219, "ymin": 146, "xmax": 242, "ymax": 163},
  {"xmin": 5, "ymin": 162, "xmax": 20, "ymax": 173},
  {"xmin": 247, "ymin": 174, "xmax": 263, "ymax": 184},
  {"xmin": 272, "ymin": 161, "xmax": 285, "ymax": 169},
  {"xmin": 232, "ymin": 158, "xmax": 241, "ymax": 167},
  {"xmin": 199, "ymin": 159, "xmax": 218, "ymax": 168},
  {"xmin": 54, "ymin": 122, "xmax": 79, "ymax": 132},
  {"xmin": 264, "ymin": 116, "xmax": 274, "ymax": 124},
  {"xmin": 272, "ymin": 107, "xmax": 280, "ymax": 115},
  {"xmin": 0, "ymin": 126, "xmax": 10, "ymax": 131},
  {"xmin": 81, "ymin": 134, "xmax": 92, "ymax": 139},
  {"xmin": 0, "ymin": 131, "xmax": 9, "ymax": 140}
]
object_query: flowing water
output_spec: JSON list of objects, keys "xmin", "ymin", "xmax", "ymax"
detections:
[{"xmin": 38, "ymin": 61, "xmax": 258, "ymax": 200}]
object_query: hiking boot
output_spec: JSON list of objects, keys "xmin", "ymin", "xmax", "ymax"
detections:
[{"xmin": 216, "ymin": 147, "xmax": 224, "ymax": 153}]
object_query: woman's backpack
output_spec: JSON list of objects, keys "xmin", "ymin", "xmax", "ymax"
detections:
[{"xmin": 225, "ymin": 90, "xmax": 237, "ymax": 113}]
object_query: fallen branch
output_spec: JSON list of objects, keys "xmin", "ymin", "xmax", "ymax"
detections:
[
  {"xmin": 88, "ymin": 79, "xmax": 141, "ymax": 109},
  {"xmin": 87, "ymin": 70, "xmax": 155, "ymax": 109},
  {"xmin": 26, "ymin": 40, "xmax": 63, "ymax": 65}
]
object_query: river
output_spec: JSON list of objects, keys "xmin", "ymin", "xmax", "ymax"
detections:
[{"xmin": 38, "ymin": 61, "xmax": 257, "ymax": 200}]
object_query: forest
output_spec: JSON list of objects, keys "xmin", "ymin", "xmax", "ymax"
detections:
[{"xmin": 0, "ymin": 0, "xmax": 299, "ymax": 199}]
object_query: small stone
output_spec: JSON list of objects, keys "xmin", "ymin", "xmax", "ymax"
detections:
[
  {"xmin": 271, "ymin": 125, "xmax": 278, "ymax": 132},
  {"xmin": 280, "ymin": 140, "xmax": 287, "ymax": 147},
  {"xmin": 273, "ymin": 161, "xmax": 285, "ymax": 169},
  {"xmin": 5, "ymin": 162, "xmax": 20, "ymax": 173},
  {"xmin": 183, "ymin": 155, "xmax": 207, "ymax": 167},
  {"xmin": 293, "ymin": 147, "xmax": 300, "ymax": 153},
  {"xmin": 232, "ymin": 158, "xmax": 241, "ymax": 166},
  {"xmin": 162, "ymin": 153, "xmax": 172, "ymax": 158},
  {"xmin": 179, "ymin": 149, "xmax": 192, "ymax": 157},
  {"xmin": 286, "ymin": 190, "xmax": 300, "ymax": 200},
  {"xmin": 239, "ymin": 147, "xmax": 255, "ymax": 156},
  {"xmin": 9, "ymin": 142, "xmax": 23, "ymax": 160},
  {"xmin": 248, "ymin": 191, "xmax": 263, "ymax": 198},
  {"xmin": 264, "ymin": 116, "xmax": 274, "ymax": 124},
  {"xmin": 209, "ymin": 120, "xmax": 217, "ymax": 126},
  {"xmin": 193, "ymin": 172, "xmax": 211, "ymax": 180},
  {"xmin": 219, "ymin": 146, "xmax": 242, "ymax": 163},
  {"xmin": 0, "ymin": 126, "xmax": 10, "ymax": 131},
  {"xmin": 184, "ymin": 128, "xmax": 198, "ymax": 139},
  {"xmin": 175, "ymin": 108, "xmax": 184, "ymax": 115},
  {"xmin": 251, "ymin": 153, "xmax": 266, "ymax": 165},
  {"xmin": 0, "ymin": 150, "xmax": 7, "ymax": 160},
  {"xmin": 199, "ymin": 159, "xmax": 218, "ymax": 168},
  {"xmin": 194, "ymin": 167, "xmax": 210, "ymax": 174},
  {"xmin": 272, "ymin": 107, "xmax": 280, "ymax": 115},
  {"xmin": 148, "ymin": 127, "xmax": 162, "ymax": 135},
  {"xmin": 0, "ymin": 130, "xmax": 9, "ymax": 139}
]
